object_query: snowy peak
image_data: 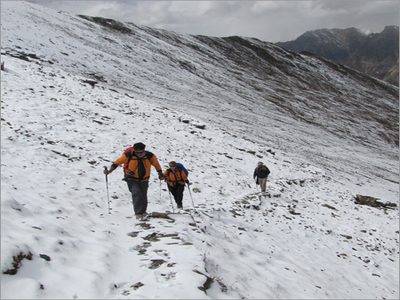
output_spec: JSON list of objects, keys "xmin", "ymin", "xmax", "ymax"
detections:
[{"xmin": 276, "ymin": 26, "xmax": 399, "ymax": 86}]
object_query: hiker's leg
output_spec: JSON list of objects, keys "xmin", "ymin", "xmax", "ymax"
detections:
[
  {"xmin": 128, "ymin": 181, "xmax": 149, "ymax": 215},
  {"xmin": 168, "ymin": 185, "xmax": 178, "ymax": 202},
  {"xmin": 260, "ymin": 178, "xmax": 267, "ymax": 192},
  {"xmin": 127, "ymin": 181, "xmax": 138, "ymax": 214},
  {"xmin": 176, "ymin": 185, "xmax": 185, "ymax": 207},
  {"xmin": 257, "ymin": 178, "xmax": 263, "ymax": 192},
  {"xmin": 139, "ymin": 181, "xmax": 149, "ymax": 213}
]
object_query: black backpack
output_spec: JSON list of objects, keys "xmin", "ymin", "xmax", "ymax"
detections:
[{"xmin": 257, "ymin": 165, "xmax": 270, "ymax": 178}]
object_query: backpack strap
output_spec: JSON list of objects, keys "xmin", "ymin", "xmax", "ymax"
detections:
[
  {"xmin": 125, "ymin": 150, "xmax": 134, "ymax": 169},
  {"xmin": 126, "ymin": 151, "xmax": 154, "ymax": 181},
  {"xmin": 122, "ymin": 150, "xmax": 134, "ymax": 180}
]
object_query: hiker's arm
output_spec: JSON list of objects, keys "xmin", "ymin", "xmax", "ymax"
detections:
[
  {"xmin": 181, "ymin": 171, "xmax": 188, "ymax": 181},
  {"xmin": 150, "ymin": 154, "xmax": 166, "ymax": 179},
  {"xmin": 104, "ymin": 155, "xmax": 126, "ymax": 175},
  {"xmin": 150, "ymin": 154, "xmax": 162, "ymax": 172},
  {"xmin": 162, "ymin": 170, "xmax": 169, "ymax": 181},
  {"xmin": 158, "ymin": 170, "xmax": 166, "ymax": 180},
  {"xmin": 104, "ymin": 165, "xmax": 117, "ymax": 175}
]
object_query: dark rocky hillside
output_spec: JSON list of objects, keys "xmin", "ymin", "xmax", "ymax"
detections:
[{"xmin": 276, "ymin": 26, "xmax": 399, "ymax": 86}]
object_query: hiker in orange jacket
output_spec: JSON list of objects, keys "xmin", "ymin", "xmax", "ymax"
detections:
[
  {"xmin": 163, "ymin": 161, "xmax": 188, "ymax": 209},
  {"xmin": 104, "ymin": 142, "xmax": 166, "ymax": 220}
]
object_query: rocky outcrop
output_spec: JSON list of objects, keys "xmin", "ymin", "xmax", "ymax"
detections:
[{"xmin": 354, "ymin": 194, "xmax": 397, "ymax": 209}]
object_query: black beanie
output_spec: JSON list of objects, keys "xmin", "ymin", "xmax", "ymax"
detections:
[{"xmin": 133, "ymin": 142, "xmax": 146, "ymax": 150}]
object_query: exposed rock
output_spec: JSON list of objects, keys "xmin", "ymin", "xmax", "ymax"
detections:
[
  {"xmin": 39, "ymin": 254, "xmax": 51, "ymax": 261},
  {"xmin": 322, "ymin": 203, "xmax": 337, "ymax": 210},
  {"xmin": 131, "ymin": 282, "xmax": 144, "ymax": 290},
  {"xmin": 149, "ymin": 259, "xmax": 166, "ymax": 269},
  {"xmin": 150, "ymin": 212, "xmax": 173, "ymax": 219},
  {"xmin": 194, "ymin": 124, "xmax": 206, "ymax": 130},
  {"xmin": 3, "ymin": 251, "xmax": 33, "ymax": 275},
  {"xmin": 193, "ymin": 269, "xmax": 214, "ymax": 293},
  {"xmin": 354, "ymin": 194, "xmax": 397, "ymax": 209}
]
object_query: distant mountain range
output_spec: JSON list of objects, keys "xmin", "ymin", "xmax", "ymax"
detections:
[{"xmin": 276, "ymin": 26, "xmax": 399, "ymax": 86}]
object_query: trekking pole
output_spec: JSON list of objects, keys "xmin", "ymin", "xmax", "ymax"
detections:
[
  {"xmin": 159, "ymin": 180, "xmax": 162, "ymax": 204},
  {"xmin": 186, "ymin": 182, "xmax": 195, "ymax": 208},
  {"xmin": 185, "ymin": 188, "xmax": 198, "ymax": 225},
  {"xmin": 185, "ymin": 182, "xmax": 205, "ymax": 227},
  {"xmin": 104, "ymin": 166, "xmax": 111, "ymax": 214},
  {"xmin": 166, "ymin": 181, "xmax": 175, "ymax": 213}
]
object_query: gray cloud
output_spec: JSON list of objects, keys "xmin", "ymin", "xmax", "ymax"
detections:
[{"xmin": 29, "ymin": 1, "xmax": 399, "ymax": 42}]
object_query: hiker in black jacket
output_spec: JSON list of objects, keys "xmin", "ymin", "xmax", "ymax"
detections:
[{"xmin": 253, "ymin": 162, "xmax": 270, "ymax": 192}]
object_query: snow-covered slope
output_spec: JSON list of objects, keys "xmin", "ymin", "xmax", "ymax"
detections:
[
  {"xmin": 1, "ymin": 1, "xmax": 399, "ymax": 299},
  {"xmin": 1, "ymin": 1, "xmax": 398, "ymax": 182}
]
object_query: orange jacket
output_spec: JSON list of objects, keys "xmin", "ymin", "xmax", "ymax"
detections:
[
  {"xmin": 112, "ymin": 150, "xmax": 162, "ymax": 182},
  {"xmin": 163, "ymin": 168, "xmax": 188, "ymax": 187}
]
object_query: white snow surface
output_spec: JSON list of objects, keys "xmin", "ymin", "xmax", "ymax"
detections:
[{"xmin": 1, "ymin": 1, "xmax": 399, "ymax": 299}]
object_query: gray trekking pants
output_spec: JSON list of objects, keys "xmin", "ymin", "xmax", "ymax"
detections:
[
  {"xmin": 258, "ymin": 177, "xmax": 268, "ymax": 192},
  {"xmin": 127, "ymin": 180, "xmax": 149, "ymax": 215}
]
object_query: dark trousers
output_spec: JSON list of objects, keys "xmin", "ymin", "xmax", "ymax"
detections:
[
  {"xmin": 168, "ymin": 184, "xmax": 185, "ymax": 206},
  {"xmin": 127, "ymin": 180, "xmax": 149, "ymax": 215}
]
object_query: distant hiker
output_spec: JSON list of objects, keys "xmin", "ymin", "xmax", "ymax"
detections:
[
  {"xmin": 253, "ymin": 162, "xmax": 270, "ymax": 192},
  {"xmin": 163, "ymin": 161, "xmax": 189, "ymax": 209},
  {"xmin": 103, "ymin": 142, "xmax": 166, "ymax": 220}
]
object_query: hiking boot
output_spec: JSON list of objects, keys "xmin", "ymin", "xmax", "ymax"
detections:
[
  {"xmin": 135, "ymin": 214, "xmax": 143, "ymax": 220},
  {"xmin": 177, "ymin": 205, "xmax": 183, "ymax": 209},
  {"xmin": 139, "ymin": 212, "xmax": 149, "ymax": 221},
  {"xmin": 140, "ymin": 215, "xmax": 149, "ymax": 221}
]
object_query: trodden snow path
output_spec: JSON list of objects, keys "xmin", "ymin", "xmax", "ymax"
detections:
[{"xmin": 100, "ymin": 211, "xmax": 216, "ymax": 299}]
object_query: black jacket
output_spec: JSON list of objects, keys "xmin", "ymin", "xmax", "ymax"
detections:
[{"xmin": 253, "ymin": 165, "xmax": 270, "ymax": 179}]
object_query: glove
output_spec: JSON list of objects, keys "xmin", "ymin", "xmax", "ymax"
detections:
[
  {"xmin": 185, "ymin": 180, "xmax": 190, "ymax": 184},
  {"xmin": 158, "ymin": 172, "xmax": 166, "ymax": 180},
  {"xmin": 104, "ymin": 166, "xmax": 114, "ymax": 175}
]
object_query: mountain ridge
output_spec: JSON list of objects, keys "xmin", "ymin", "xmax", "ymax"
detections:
[{"xmin": 276, "ymin": 26, "xmax": 399, "ymax": 86}]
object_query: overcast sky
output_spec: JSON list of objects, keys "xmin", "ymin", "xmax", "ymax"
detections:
[{"xmin": 30, "ymin": 1, "xmax": 399, "ymax": 42}]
